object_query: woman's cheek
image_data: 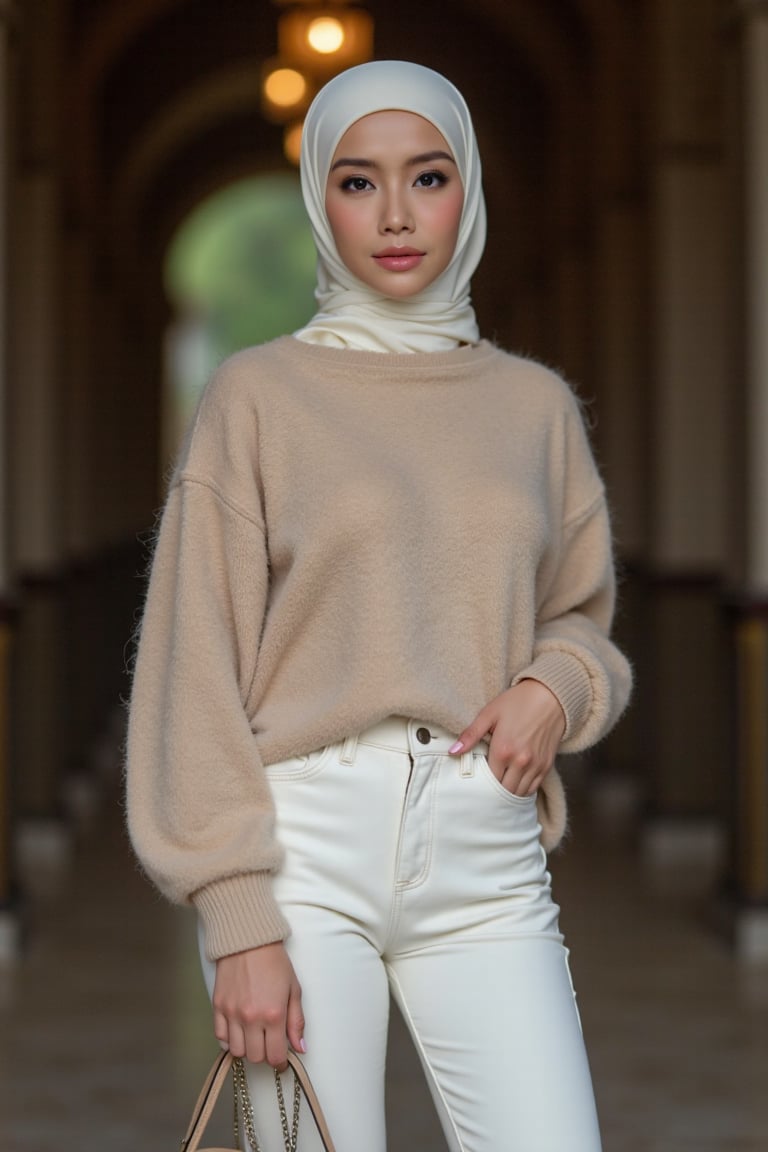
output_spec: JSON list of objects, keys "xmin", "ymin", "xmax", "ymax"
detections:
[
  {"xmin": 327, "ymin": 198, "xmax": 369, "ymax": 250},
  {"xmin": 425, "ymin": 188, "xmax": 463, "ymax": 241}
]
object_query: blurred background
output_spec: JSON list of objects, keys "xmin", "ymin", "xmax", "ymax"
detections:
[{"xmin": 0, "ymin": 1, "xmax": 767, "ymax": 1149}]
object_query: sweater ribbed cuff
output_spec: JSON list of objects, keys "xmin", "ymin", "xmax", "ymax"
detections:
[
  {"xmin": 193, "ymin": 872, "xmax": 291, "ymax": 960},
  {"xmin": 512, "ymin": 649, "xmax": 593, "ymax": 744}
]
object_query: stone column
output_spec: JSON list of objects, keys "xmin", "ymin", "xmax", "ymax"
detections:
[
  {"xmin": 741, "ymin": 5, "xmax": 768, "ymax": 591},
  {"xmin": 724, "ymin": 0, "xmax": 768, "ymax": 959},
  {"xmin": 640, "ymin": 0, "xmax": 729, "ymax": 879},
  {"xmin": 589, "ymin": 9, "xmax": 649, "ymax": 817},
  {"xmin": 11, "ymin": 170, "xmax": 70, "ymax": 867},
  {"xmin": 59, "ymin": 225, "xmax": 103, "ymax": 821},
  {"xmin": 0, "ymin": 0, "xmax": 17, "ymax": 959},
  {"xmin": 9, "ymin": 0, "xmax": 70, "ymax": 879},
  {"xmin": 588, "ymin": 198, "xmax": 650, "ymax": 826}
]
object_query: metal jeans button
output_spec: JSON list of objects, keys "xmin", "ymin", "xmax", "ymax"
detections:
[{"xmin": 416, "ymin": 727, "xmax": 431, "ymax": 745}]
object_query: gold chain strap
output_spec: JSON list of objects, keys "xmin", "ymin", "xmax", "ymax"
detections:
[
  {"xmin": 275, "ymin": 1063, "xmax": 301, "ymax": 1152},
  {"xmin": 232, "ymin": 1058, "xmax": 301, "ymax": 1152}
]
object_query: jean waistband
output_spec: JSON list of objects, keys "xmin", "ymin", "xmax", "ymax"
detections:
[{"xmin": 338, "ymin": 716, "xmax": 489, "ymax": 766}]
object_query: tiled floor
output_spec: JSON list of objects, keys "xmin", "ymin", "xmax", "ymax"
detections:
[{"xmin": 0, "ymin": 776, "xmax": 766, "ymax": 1152}]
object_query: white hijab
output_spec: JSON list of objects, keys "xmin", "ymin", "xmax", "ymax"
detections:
[{"xmin": 293, "ymin": 60, "xmax": 486, "ymax": 353}]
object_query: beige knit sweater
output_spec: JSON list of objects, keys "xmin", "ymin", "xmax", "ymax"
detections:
[{"xmin": 126, "ymin": 335, "xmax": 631, "ymax": 959}]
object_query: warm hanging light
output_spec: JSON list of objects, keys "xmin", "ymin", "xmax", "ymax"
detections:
[
  {"xmin": 306, "ymin": 15, "xmax": 345, "ymax": 54},
  {"xmin": 277, "ymin": 5, "xmax": 373, "ymax": 76},
  {"xmin": 260, "ymin": 59, "xmax": 313, "ymax": 122},
  {"xmin": 264, "ymin": 2, "xmax": 373, "ymax": 150},
  {"xmin": 264, "ymin": 66, "xmax": 307, "ymax": 107}
]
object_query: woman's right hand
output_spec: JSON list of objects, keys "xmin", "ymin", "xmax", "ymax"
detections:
[{"xmin": 212, "ymin": 942, "xmax": 305, "ymax": 1069}]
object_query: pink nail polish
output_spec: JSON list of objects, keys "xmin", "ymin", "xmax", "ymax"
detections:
[
  {"xmin": 449, "ymin": 741, "xmax": 464, "ymax": 754},
  {"xmin": 299, "ymin": 1038, "xmax": 307, "ymax": 1053}
]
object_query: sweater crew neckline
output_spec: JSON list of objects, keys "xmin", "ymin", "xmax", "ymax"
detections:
[{"xmin": 279, "ymin": 335, "xmax": 499, "ymax": 374}]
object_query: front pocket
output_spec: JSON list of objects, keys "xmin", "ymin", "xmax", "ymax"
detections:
[
  {"xmin": 263, "ymin": 743, "xmax": 336, "ymax": 781},
  {"xmin": 476, "ymin": 754, "xmax": 538, "ymax": 806}
]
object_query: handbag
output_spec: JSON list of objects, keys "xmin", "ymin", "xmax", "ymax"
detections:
[{"xmin": 179, "ymin": 1048, "xmax": 337, "ymax": 1152}]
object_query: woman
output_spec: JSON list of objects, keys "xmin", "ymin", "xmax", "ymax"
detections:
[{"xmin": 127, "ymin": 60, "xmax": 631, "ymax": 1152}]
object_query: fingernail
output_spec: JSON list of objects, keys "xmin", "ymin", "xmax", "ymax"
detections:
[
  {"xmin": 299, "ymin": 1038, "xmax": 307, "ymax": 1053},
  {"xmin": 449, "ymin": 741, "xmax": 464, "ymax": 754}
]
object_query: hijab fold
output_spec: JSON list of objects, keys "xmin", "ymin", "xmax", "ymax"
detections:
[{"xmin": 294, "ymin": 60, "xmax": 486, "ymax": 354}]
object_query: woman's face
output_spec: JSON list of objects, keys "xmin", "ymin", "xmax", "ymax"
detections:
[{"xmin": 324, "ymin": 110, "xmax": 464, "ymax": 298}]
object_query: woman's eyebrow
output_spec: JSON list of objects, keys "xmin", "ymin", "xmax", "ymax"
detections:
[
  {"xmin": 330, "ymin": 150, "xmax": 456, "ymax": 173},
  {"xmin": 330, "ymin": 157, "xmax": 376, "ymax": 172},
  {"xmin": 408, "ymin": 150, "xmax": 456, "ymax": 166}
]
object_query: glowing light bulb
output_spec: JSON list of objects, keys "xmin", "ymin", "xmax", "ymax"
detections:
[
  {"xmin": 264, "ymin": 67, "xmax": 307, "ymax": 108},
  {"xmin": 306, "ymin": 16, "xmax": 345, "ymax": 55}
]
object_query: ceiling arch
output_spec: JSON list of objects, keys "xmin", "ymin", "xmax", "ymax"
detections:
[
  {"xmin": 100, "ymin": 0, "xmax": 557, "ymax": 251},
  {"xmin": 71, "ymin": 0, "xmax": 593, "ymax": 99},
  {"xmin": 70, "ymin": 0, "xmax": 188, "ymax": 95},
  {"xmin": 110, "ymin": 62, "xmax": 274, "ymax": 269},
  {"xmin": 67, "ymin": 0, "xmax": 601, "ymax": 217},
  {"xmin": 62, "ymin": 0, "xmax": 647, "ymax": 370},
  {"xmin": 115, "ymin": 62, "xmax": 264, "ymax": 218}
]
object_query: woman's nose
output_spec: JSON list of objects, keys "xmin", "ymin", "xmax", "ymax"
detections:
[{"xmin": 380, "ymin": 192, "xmax": 414, "ymax": 234}]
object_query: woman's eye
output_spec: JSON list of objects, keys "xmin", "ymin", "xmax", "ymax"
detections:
[
  {"xmin": 415, "ymin": 170, "xmax": 448, "ymax": 188},
  {"xmin": 341, "ymin": 176, "xmax": 373, "ymax": 192}
]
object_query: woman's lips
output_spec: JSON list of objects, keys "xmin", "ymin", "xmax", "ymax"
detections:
[{"xmin": 373, "ymin": 247, "xmax": 425, "ymax": 272}]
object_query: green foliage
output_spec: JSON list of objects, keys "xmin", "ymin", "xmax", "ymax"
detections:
[{"xmin": 165, "ymin": 173, "xmax": 317, "ymax": 361}]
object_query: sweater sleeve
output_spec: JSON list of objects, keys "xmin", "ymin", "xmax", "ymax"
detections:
[
  {"xmin": 126, "ymin": 472, "xmax": 290, "ymax": 961},
  {"xmin": 512, "ymin": 396, "xmax": 633, "ymax": 753}
]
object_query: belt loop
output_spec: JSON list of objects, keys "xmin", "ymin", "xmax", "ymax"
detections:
[
  {"xmin": 340, "ymin": 733, "xmax": 358, "ymax": 765},
  {"xmin": 460, "ymin": 750, "xmax": 474, "ymax": 778}
]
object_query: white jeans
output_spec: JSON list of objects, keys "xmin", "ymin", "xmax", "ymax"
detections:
[{"xmin": 199, "ymin": 717, "xmax": 602, "ymax": 1152}]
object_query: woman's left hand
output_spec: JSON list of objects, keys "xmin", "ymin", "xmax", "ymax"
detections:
[{"xmin": 450, "ymin": 679, "xmax": 566, "ymax": 796}]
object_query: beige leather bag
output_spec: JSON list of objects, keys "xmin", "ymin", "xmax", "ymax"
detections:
[{"xmin": 180, "ymin": 1049, "xmax": 337, "ymax": 1152}]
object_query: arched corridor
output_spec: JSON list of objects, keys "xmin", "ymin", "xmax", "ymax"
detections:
[{"xmin": 1, "ymin": 0, "xmax": 767, "ymax": 1146}]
